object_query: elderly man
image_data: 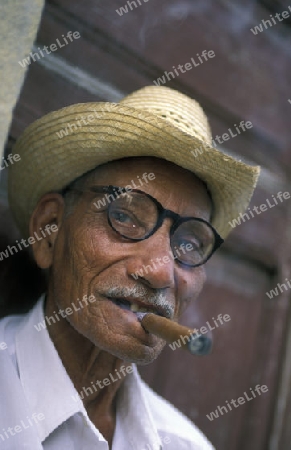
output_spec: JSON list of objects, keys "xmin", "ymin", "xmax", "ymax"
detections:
[{"xmin": 0, "ymin": 86, "xmax": 260, "ymax": 449}]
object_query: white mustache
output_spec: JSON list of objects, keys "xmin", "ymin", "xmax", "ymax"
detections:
[{"xmin": 104, "ymin": 286, "xmax": 174, "ymax": 318}]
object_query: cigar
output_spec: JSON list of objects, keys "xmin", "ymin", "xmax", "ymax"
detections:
[{"xmin": 137, "ymin": 312, "xmax": 212, "ymax": 356}]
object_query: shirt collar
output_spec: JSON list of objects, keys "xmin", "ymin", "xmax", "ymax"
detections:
[
  {"xmin": 115, "ymin": 365, "xmax": 162, "ymax": 450},
  {"xmin": 15, "ymin": 296, "xmax": 162, "ymax": 449},
  {"xmin": 15, "ymin": 295, "xmax": 90, "ymax": 442}
]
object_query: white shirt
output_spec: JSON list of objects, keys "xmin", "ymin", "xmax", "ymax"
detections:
[{"xmin": 0, "ymin": 296, "xmax": 215, "ymax": 449}]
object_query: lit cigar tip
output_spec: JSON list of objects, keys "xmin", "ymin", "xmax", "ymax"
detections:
[
  {"xmin": 187, "ymin": 335, "xmax": 212, "ymax": 356},
  {"xmin": 136, "ymin": 312, "xmax": 212, "ymax": 356}
]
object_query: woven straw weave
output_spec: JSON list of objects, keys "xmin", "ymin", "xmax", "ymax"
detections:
[{"xmin": 8, "ymin": 86, "xmax": 260, "ymax": 238}]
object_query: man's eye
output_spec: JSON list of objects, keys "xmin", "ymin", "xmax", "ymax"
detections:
[
  {"xmin": 178, "ymin": 238, "xmax": 201, "ymax": 250},
  {"xmin": 109, "ymin": 207, "xmax": 147, "ymax": 237},
  {"xmin": 178, "ymin": 238, "xmax": 207, "ymax": 259},
  {"xmin": 111, "ymin": 211, "xmax": 133, "ymax": 224},
  {"xmin": 110, "ymin": 209, "xmax": 140, "ymax": 229}
]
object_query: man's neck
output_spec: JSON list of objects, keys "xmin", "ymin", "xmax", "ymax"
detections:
[{"xmin": 44, "ymin": 295, "xmax": 132, "ymax": 445}]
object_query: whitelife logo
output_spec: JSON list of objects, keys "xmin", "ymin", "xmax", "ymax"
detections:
[
  {"xmin": 206, "ymin": 384, "xmax": 268, "ymax": 421},
  {"xmin": 0, "ymin": 413, "xmax": 45, "ymax": 443},
  {"xmin": 93, "ymin": 173, "xmax": 156, "ymax": 210},
  {"xmin": 18, "ymin": 31, "xmax": 81, "ymax": 68},
  {"xmin": 34, "ymin": 294, "xmax": 97, "ymax": 332},
  {"xmin": 116, "ymin": 0, "xmax": 151, "ymax": 16},
  {"xmin": 0, "ymin": 225, "xmax": 58, "ymax": 262},
  {"xmin": 190, "ymin": 120, "xmax": 253, "ymax": 158},
  {"xmin": 250, "ymin": 5, "xmax": 291, "ymax": 35},
  {"xmin": 153, "ymin": 50, "xmax": 215, "ymax": 86},
  {"xmin": 266, "ymin": 277, "xmax": 291, "ymax": 299},
  {"xmin": 55, "ymin": 103, "xmax": 117, "ymax": 139},
  {"xmin": 228, "ymin": 191, "xmax": 290, "ymax": 228},
  {"xmin": 0, "ymin": 342, "xmax": 7, "ymax": 351},
  {"xmin": 0, "ymin": 153, "xmax": 21, "ymax": 171},
  {"xmin": 169, "ymin": 314, "xmax": 231, "ymax": 351},
  {"xmin": 72, "ymin": 365, "xmax": 134, "ymax": 402},
  {"xmin": 131, "ymin": 243, "xmax": 194, "ymax": 280}
]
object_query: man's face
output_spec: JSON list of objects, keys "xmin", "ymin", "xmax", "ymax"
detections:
[{"xmin": 47, "ymin": 157, "xmax": 212, "ymax": 364}]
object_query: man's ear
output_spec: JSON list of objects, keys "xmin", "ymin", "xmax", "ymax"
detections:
[{"xmin": 28, "ymin": 193, "xmax": 65, "ymax": 269}]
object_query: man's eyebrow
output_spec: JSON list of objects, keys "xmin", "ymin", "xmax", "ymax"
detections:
[
  {"xmin": 88, "ymin": 185, "xmax": 130, "ymax": 193},
  {"xmin": 87, "ymin": 185, "xmax": 109, "ymax": 193}
]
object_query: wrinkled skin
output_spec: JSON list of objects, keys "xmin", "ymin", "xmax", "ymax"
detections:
[{"xmin": 29, "ymin": 157, "xmax": 212, "ymax": 445}]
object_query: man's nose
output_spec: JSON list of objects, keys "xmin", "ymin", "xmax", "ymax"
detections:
[{"xmin": 126, "ymin": 223, "xmax": 176, "ymax": 289}]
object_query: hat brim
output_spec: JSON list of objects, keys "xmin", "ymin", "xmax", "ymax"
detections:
[{"xmin": 8, "ymin": 102, "xmax": 260, "ymax": 238}]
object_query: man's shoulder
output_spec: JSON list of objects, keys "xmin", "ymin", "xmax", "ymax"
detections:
[
  {"xmin": 0, "ymin": 307, "xmax": 37, "ymax": 378},
  {"xmin": 0, "ymin": 311, "xmax": 25, "ymax": 340},
  {"xmin": 139, "ymin": 376, "xmax": 215, "ymax": 449},
  {"xmin": 0, "ymin": 298, "xmax": 43, "ymax": 342}
]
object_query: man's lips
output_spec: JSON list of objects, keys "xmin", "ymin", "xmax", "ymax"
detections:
[{"xmin": 106, "ymin": 296, "xmax": 166, "ymax": 317}]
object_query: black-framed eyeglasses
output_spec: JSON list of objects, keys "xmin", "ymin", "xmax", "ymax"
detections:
[{"xmin": 62, "ymin": 185, "xmax": 224, "ymax": 267}]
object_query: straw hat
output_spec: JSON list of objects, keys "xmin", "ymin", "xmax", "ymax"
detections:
[{"xmin": 8, "ymin": 85, "xmax": 260, "ymax": 238}]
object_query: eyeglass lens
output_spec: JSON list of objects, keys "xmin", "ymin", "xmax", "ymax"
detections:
[{"xmin": 108, "ymin": 192, "xmax": 215, "ymax": 266}]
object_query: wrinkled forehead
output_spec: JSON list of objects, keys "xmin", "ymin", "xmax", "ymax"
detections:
[{"xmin": 70, "ymin": 156, "xmax": 213, "ymax": 220}]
